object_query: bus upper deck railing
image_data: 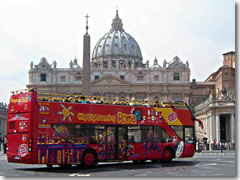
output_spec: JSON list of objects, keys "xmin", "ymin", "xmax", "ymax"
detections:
[{"xmin": 10, "ymin": 88, "xmax": 189, "ymax": 109}]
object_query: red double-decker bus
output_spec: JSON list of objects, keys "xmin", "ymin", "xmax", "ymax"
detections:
[{"xmin": 7, "ymin": 89, "xmax": 197, "ymax": 167}]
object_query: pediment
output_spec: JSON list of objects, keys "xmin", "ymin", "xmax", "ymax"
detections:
[
  {"xmin": 36, "ymin": 57, "xmax": 52, "ymax": 69},
  {"xmin": 168, "ymin": 56, "xmax": 186, "ymax": 69},
  {"xmin": 92, "ymin": 74, "xmax": 130, "ymax": 85}
]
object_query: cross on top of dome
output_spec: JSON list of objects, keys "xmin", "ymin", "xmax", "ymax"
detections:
[
  {"xmin": 85, "ymin": 14, "xmax": 90, "ymax": 34},
  {"xmin": 111, "ymin": 10, "xmax": 124, "ymax": 31}
]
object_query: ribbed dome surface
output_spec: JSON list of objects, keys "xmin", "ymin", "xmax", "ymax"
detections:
[{"xmin": 92, "ymin": 11, "xmax": 142, "ymax": 60}]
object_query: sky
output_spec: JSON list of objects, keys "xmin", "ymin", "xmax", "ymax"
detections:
[{"xmin": 0, "ymin": 0, "xmax": 235, "ymax": 104}]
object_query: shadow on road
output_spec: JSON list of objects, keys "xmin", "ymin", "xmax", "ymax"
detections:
[{"xmin": 15, "ymin": 160, "xmax": 200, "ymax": 174}]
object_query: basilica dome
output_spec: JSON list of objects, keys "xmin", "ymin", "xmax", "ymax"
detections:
[{"xmin": 92, "ymin": 10, "xmax": 143, "ymax": 61}]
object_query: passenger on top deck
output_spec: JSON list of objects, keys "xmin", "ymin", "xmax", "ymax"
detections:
[
  {"xmin": 143, "ymin": 99, "xmax": 150, "ymax": 107},
  {"xmin": 129, "ymin": 98, "xmax": 136, "ymax": 106},
  {"xmin": 154, "ymin": 100, "xmax": 160, "ymax": 107},
  {"xmin": 64, "ymin": 97, "xmax": 71, "ymax": 102},
  {"xmin": 80, "ymin": 96, "xmax": 87, "ymax": 104},
  {"xmin": 90, "ymin": 97, "xmax": 99, "ymax": 104}
]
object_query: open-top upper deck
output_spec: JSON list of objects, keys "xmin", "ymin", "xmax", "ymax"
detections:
[{"xmin": 9, "ymin": 89, "xmax": 190, "ymax": 110}]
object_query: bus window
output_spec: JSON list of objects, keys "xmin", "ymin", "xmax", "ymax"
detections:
[
  {"xmin": 184, "ymin": 127, "xmax": 194, "ymax": 144},
  {"xmin": 170, "ymin": 126, "xmax": 183, "ymax": 139},
  {"xmin": 154, "ymin": 126, "xmax": 171, "ymax": 142},
  {"xmin": 153, "ymin": 126, "xmax": 161, "ymax": 142},
  {"xmin": 141, "ymin": 126, "xmax": 153, "ymax": 142},
  {"xmin": 128, "ymin": 126, "xmax": 141, "ymax": 143},
  {"xmin": 52, "ymin": 124, "xmax": 71, "ymax": 139}
]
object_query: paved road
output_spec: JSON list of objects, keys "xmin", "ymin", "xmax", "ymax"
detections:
[{"xmin": 0, "ymin": 152, "xmax": 235, "ymax": 177}]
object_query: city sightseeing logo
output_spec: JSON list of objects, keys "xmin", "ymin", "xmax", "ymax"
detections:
[
  {"xmin": 57, "ymin": 104, "xmax": 74, "ymax": 122},
  {"xmin": 168, "ymin": 112, "xmax": 177, "ymax": 123},
  {"xmin": 18, "ymin": 144, "xmax": 28, "ymax": 157}
]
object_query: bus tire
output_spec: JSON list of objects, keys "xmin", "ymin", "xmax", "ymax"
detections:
[
  {"xmin": 59, "ymin": 164, "xmax": 72, "ymax": 168},
  {"xmin": 151, "ymin": 159, "xmax": 159, "ymax": 163},
  {"xmin": 81, "ymin": 150, "xmax": 97, "ymax": 167},
  {"xmin": 132, "ymin": 160, "xmax": 139, "ymax": 164},
  {"xmin": 162, "ymin": 148, "xmax": 173, "ymax": 163},
  {"xmin": 46, "ymin": 164, "xmax": 53, "ymax": 168}
]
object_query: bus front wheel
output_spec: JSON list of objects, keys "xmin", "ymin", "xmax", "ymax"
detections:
[{"xmin": 162, "ymin": 148, "xmax": 173, "ymax": 163}]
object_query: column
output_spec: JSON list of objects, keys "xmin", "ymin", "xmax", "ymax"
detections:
[
  {"xmin": 231, "ymin": 113, "xmax": 235, "ymax": 144},
  {"xmin": 209, "ymin": 115, "xmax": 212, "ymax": 143},
  {"xmin": 146, "ymin": 93, "xmax": 151, "ymax": 101},
  {"xmin": 99, "ymin": 93, "xmax": 104, "ymax": 102},
  {"xmin": 207, "ymin": 116, "xmax": 210, "ymax": 140},
  {"xmin": 163, "ymin": 93, "xmax": 168, "ymax": 101},
  {"xmin": 115, "ymin": 93, "xmax": 119, "ymax": 103},
  {"xmin": 216, "ymin": 114, "xmax": 220, "ymax": 143},
  {"xmin": 108, "ymin": 60, "xmax": 112, "ymax": 69},
  {"xmin": 208, "ymin": 115, "xmax": 213, "ymax": 151}
]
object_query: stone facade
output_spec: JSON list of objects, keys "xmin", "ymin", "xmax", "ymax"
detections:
[
  {"xmin": 27, "ymin": 56, "xmax": 191, "ymax": 104},
  {"xmin": 0, "ymin": 103, "xmax": 8, "ymax": 139},
  {"xmin": 194, "ymin": 96, "xmax": 235, "ymax": 145}
]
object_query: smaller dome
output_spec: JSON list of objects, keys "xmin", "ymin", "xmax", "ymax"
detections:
[
  {"xmin": 151, "ymin": 57, "xmax": 162, "ymax": 69},
  {"xmin": 40, "ymin": 57, "xmax": 47, "ymax": 63}
]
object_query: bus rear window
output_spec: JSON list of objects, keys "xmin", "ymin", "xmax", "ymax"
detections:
[{"xmin": 9, "ymin": 122, "xmax": 15, "ymax": 129}]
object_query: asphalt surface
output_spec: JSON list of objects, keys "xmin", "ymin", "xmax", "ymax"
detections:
[{"xmin": 0, "ymin": 152, "xmax": 236, "ymax": 177}]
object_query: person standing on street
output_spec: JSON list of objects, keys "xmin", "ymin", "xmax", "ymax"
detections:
[
  {"xmin": 3, "ymin": 136, "xmax": 7, "ymax": 154},
  {"xmin": 0, "ymin": 138, "xmax": 2, "ymax": 153}
]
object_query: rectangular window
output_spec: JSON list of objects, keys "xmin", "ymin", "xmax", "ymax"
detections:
[
  {"xmin": 52, "ymin": 124, "xmax": 102, "ymax": 144},
  {"xmin": 40, "ymin": 73, "xmax": 47, "ymax": 81},
  {"xmin": 154, "ymin": 75, "xmax": 159, "ymax": 81},
  {"xmin": 60, "ymin": 76, "xmax": 66, "ymax": 82},
  {"xmin": 128, "ymin": 126, "xmax": 141, "ymax": 143},
  {"xmin": 9, "ymin": 122, "xmax": 16, "ymax": 129},
  {"xmin": 95, "ymin": 75, "xmax": 99, "ymax": 80},
  {"xmin": 184, "ymin": 127, "xmax": 194, "ymax": 144},
  {"xmin": 173, "ymin": 73, "xmax": 180, "ymax": 81},
  {"xmin": 120, "ymin": 75, "xmax": 125, "ymax": 80},
  {"xmin": 75, "ymin": 76, "xmax": 81, "ymax": 81},
  {"xmin": 141, "ymin": 126, "xmax": 153, "ymax": 142},
  {"xmin": 137, "ymin": 76, "xmax": 144, "ymax": 81}
]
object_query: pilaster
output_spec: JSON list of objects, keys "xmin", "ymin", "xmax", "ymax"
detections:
[
  {"xmin": 231, "ymin": 113, "xmax": 235, "ymax": 144},
  {"xmin": 216, "ymin": 114, "xmax": 220, "ymax": 143}
]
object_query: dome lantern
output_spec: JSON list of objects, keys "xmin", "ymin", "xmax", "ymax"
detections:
[{"xmin": 111, "ymin": 10, "xmax": 124, "ymax": 31}]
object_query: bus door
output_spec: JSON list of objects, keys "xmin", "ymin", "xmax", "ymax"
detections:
[
  {"xmin": 104, "ymin": 126, "xmax": 127, "ymax": 160},
  {"xmin": 117, "ymin": 127, "xmax": 127, "ymax": 159},
  {"xmin": 183, "ymin": 126, "xmax": 194, "ymax": 157},
  {"xmin": 105, "ymin": 126, "xmax": 116, "ymax": 159}
]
